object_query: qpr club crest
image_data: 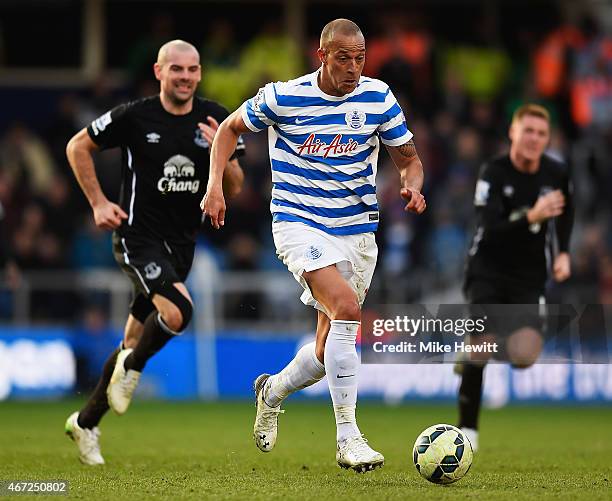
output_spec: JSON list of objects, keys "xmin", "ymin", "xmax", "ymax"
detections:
[
  {"xmin": 345, "ymin": 109, "xmax": 366, "ymax": 130},
  {"xmin": 304, "ymin": 245, "xmax": 324, "ymax": 261}
]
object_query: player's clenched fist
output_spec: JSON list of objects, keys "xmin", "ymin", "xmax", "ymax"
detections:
[
  {"xmin": 400, "ymin": 187, "xmax": 426, "ymax": 214},
  {"xmin": 200, "ymin": 188, "xmax": 226, "ymax": 229},
  {"xmin": 92, "ymin": 199, "xmax": 128, "ymax": 230},
  {"xmin": 527, "ymin": 189, "xmax": 565, "ymax": 224}
]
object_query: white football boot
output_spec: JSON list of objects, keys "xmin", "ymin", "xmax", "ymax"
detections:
[
  {"xmin": 336, "ymin": 435, "xmax": 385, "ymax": 473},
  {"xmin": 107, "ymin": 348, "xmax": 141, "ymax": 415},
  {"xmin": 461, "ymin": 427, "xmax": 479, "ymax": 452},
  {"xmin": 64, "ymin": 412, "xmax": 105, "ymax": 465},
  {"xmin": 253, "ymin": 374, "xmax": 284, "ymax": 452}
]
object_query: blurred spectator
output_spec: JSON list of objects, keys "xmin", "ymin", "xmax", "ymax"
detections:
[
  {"xmin": 11, "ymin": 201, "xmax": 76, "ymax": 321},
  {"xmin": 125, "ymin": 11, "xmax": 175, "ymax": 90},
  {"xmin": 0, "ymin": 21, "xmax": 5, "ymax": 65},
  {"xmin": 78, "ymin": 76, "xmax": 119, "ymax": 126},
  {"xmin": 568, "ymin": 17, "xmax": 612, "ymax": 219},
  {"xmin": 73, "ymin": 305, "xmax": 117, "ymax": 391},
  {"xmin": 201, "ymin": 20, "xmax": 304, "ymax": 110},
  {"xmin": 365, "ymin": 13, "xmax": 434, "ymax": 114},
  {"xmin": 46, "ymin": 94, "xmax": 83, "ymax": 168},
  {"xmin": 12, "ymin": 202, "xmax": 46, "ymax": 270},
  {"xmin": 468, "ymin": 101, "xmax": 502, "ymax": 155},
  {"xmin": 569, "ymin": 16, "xmax": 612, "ymax": 130},
  {"xmin": 12, "ymin": 201, "xmax": 66, "ymax": 271},
  {"xmin": 199, "ymin": 20, "xmax": 247, "ymax": 110},
  {"xmin": 442, "ymin": 9, "xmax": 511, "ymax": 104},
  {"xmin": 223, "ymin": 234, "xmax": 262, "ymax": 320},
  {"xmin": 0, "ymin": 122, "xmax": 56, "ymax": 196},
  {"xmin": 0, "ymin": 192, "xmax": 20, "ymax": 319},
  {"xmin": 427, "ymin": 203, "xmax": 467, "ymax": 285},
  {"xmin": 202, "ymin": 19, "xmax": 241, "ymax": 67},
  {"xmin": 533, "ymin": 24, "xmax": 583, "ymax": 100},
  {"xmin": 71, "ymin": 216, "xmax": 115, "ymax": 270},
  {"xmin": 238, "ymin": 22, "xmax": 304, "ymax": 101},
  {"xmin": 39, "ymin": 174, "xmax": 79, "ymax": 243},
  {"xmin": 439, "ymin": 69, "xmax": 470, "ymax": 120}
]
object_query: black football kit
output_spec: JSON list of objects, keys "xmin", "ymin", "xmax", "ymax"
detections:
[
  {"xmin": 87, "ymin": 96, "xmax": 244, "ymax": 314},
  {"xmin": 458, "ymin": 153, "xmax": 574, "ymax": 432},
  {"xmin": 465, "ymin": 153, "xmax": 574, "ymax": 302}
]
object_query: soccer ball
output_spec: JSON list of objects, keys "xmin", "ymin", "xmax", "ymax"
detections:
[{"xmin": 412, "ymin": 424, "xmax": 473, "ymax": 484}]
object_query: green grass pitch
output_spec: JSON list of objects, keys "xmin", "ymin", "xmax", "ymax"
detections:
[{"xmin": 1, "ymin": 400, "xmax": 611, "ymax": 500}]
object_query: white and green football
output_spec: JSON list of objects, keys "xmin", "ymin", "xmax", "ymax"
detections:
[{"xmin": 412, "ymin": 424, "xmax": 473, "ymax": 484}]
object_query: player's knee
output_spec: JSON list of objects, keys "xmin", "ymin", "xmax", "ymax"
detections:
[
  {"xmin": 161, "ymin": 299, "xmax": 193, "ymax": 333},
  {"xmin": 123, "ymin": 332, "xmax": 142, "ymax": 349},
  {"xmin": 160, "ymin": 305, "xmax": 182, "ymax": 332},
  {"xmin": 157, "ymin": 285, "xmax": 193, "ymax": 333},
  {"xmin": 507, "ymin": 327, "xmax": 542, "ymax": 368},
  {"xmin": 332, "ymin": 295, "xmax": 360, "ymax": 321}
]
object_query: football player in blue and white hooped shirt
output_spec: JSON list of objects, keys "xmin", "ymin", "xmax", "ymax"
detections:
[{"xmin": 202, "ymin": 19, "xmax": 426, "ymax": 472}]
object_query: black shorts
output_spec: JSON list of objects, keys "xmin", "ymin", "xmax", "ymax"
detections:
[
  {"xmin": 465, "ymin": 278, "xmax": 546, "ymax": 336},
  {"xmin": 112, "ymin": 232, "xmax": 195, "ymax": 299}
]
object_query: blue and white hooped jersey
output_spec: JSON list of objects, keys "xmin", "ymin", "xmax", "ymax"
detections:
[{"xmin": 241, "ymin": 69, "xmax": 413, "ymax": 236}]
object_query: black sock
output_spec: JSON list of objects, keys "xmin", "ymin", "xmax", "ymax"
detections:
[
  {"xmin": 124, "ymin": 312, "xmax": 175, "ymax": 372},
  {"xmin": 458, "ymin": 363, "xmax": 484, "ymax": 430},
  {"xmin": 78, "ymin": 347, "xmax": 121, "ymax": 429}
]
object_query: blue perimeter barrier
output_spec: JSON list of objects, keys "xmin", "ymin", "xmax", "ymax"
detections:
[{"xmin": 0, "ymin": 327, "xmax": 611, "ymax": 403}]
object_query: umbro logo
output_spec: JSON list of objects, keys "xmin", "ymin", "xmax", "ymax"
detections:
[{"xmin": 146, "ymin": 132, "xmax": 161, "ymax": 143}]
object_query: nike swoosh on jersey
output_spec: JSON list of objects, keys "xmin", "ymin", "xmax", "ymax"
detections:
[
  {"xmin": 294, "ymin": 117, "xmax": 317, "ymax": 125},
  {"xmin": 336, "ymin": 374, "xmax": 355, "ymax": 378}
]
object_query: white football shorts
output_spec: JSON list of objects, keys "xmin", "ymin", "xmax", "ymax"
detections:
[{"xmin": 272, "ymin": 221, "xmax": 378, "ymax": 314}]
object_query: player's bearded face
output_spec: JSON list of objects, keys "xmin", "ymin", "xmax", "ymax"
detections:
[
  {"xmin": 510, "ymin": 115, "xmax": 550, "ymax": 161},
  {"xmin": 320, "ymin": 35, "xmax": 366, "ymax": 96}
]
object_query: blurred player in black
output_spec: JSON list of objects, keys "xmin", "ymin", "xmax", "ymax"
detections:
[
  {"xmin": 458, "ymin": 104, "xmax": 574, "ymax": 451},
  {"xmin": 0, "ymin": 198, "xmax": 20, "ymax": 294},
  {"xmin": 64, "ymin": 40, "xmax": 244, "ymax": 465}
]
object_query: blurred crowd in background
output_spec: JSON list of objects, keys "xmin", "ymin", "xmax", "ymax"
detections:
[{"xmin": 1, "ymin": 1, "xmax": 612, "ymax": 325}]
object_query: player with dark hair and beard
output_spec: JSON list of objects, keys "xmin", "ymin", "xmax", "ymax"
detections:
[
  {"xmin": 64, "ymin": 40, "xmax": 244, "ymax": 465},
  {"xmin": 458, "ymin": 104, "xmax": 574, "ymax": 451}
]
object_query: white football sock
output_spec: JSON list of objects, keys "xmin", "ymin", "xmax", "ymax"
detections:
[
  {"xmin": 325, "ymin": 320, "xmax": 361, "ymax": 442},
  {"xmin": 265, "ymin": 342, "xmax": 325, "ymax": 407}
]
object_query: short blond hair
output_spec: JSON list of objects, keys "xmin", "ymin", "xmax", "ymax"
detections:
[{"xmin": 512, "ymin": 103, "xmax": 550, "ymax": 125}]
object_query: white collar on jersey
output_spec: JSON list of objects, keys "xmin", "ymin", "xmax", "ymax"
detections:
[{"xmin": 310, "ymin": 68, "xmax": 362, "ymax": 101}]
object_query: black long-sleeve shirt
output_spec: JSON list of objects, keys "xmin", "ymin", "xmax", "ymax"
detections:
[{"xmin": 465, "ymin": 153, "xmax": 574, "ymax": 289}]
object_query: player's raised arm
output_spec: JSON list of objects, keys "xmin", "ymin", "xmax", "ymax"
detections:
[
  {"xmin": 385, "ymin": 139, "xmax": 426, "ymax": 214},
  {"xmin": 66, "ymin": 128, "xmax": 127, "ymax": 230},
  {"xmin": 201, "ymin": 109, "xmax": 252, "ymax": 229}
]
